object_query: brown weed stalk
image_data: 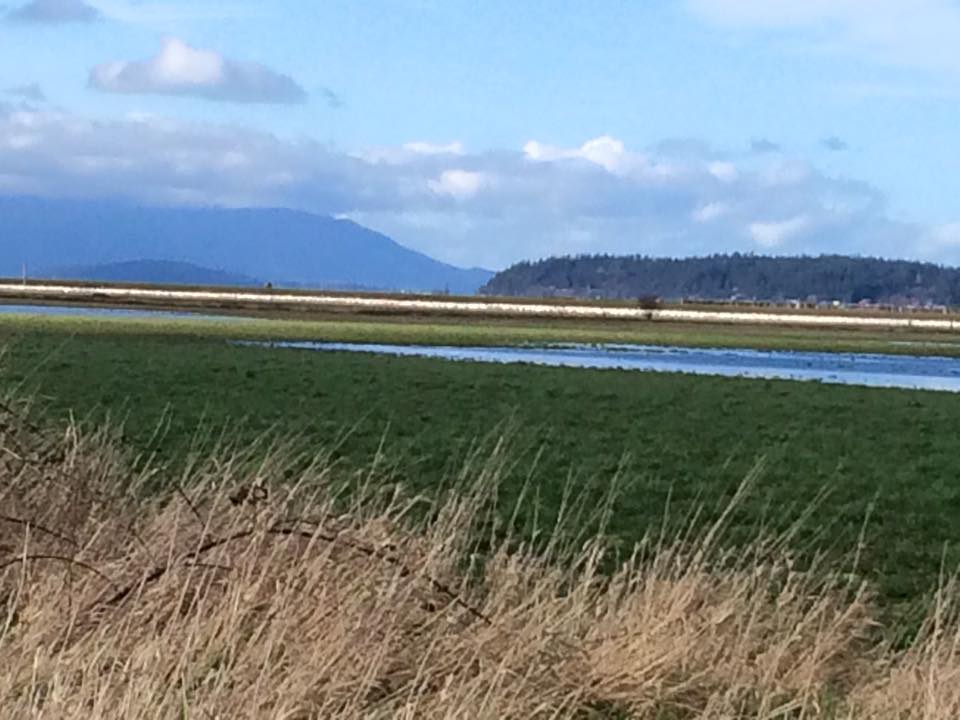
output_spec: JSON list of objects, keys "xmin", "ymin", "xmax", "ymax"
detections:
[{"xmin": 0, "ymin": 402, "xmax": 957, "ymax": 718}]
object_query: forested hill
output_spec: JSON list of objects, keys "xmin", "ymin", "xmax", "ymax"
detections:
[{"xmin": 481, "ymin": 254, "xmax": 960, "ymax": 306}]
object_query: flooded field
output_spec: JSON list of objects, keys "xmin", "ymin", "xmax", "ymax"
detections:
[
  {"xmin": 251, "ymin": 340, "xmax": 960, "ymax": 392},
  {"xmin": 0, "ymin": 303, "xmax": 249, "ymax": 322},
  {"xmin": 7, "ymin": 300, "xmax": 960, "ymax": 391}
]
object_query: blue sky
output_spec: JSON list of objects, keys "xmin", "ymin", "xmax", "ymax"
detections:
[{"xmin": 2, "ymin": 0, "xmax": 960, "ymax": 269}]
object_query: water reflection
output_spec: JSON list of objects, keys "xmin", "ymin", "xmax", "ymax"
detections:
[{"xmin": 0, "ymin": 303, "xmax": 248, "ymax": 322}]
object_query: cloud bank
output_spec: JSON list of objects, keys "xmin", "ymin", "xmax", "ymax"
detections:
[
  {"xmin": 7, "ymin": 0, "xmax": 99, "ymax": 23},
  {"xmin": 89, "ymin": 38, "xmax": 307, "ymax": 104},
  {"xmin": 0, "ymin": 104, "xmax": 943, "ymax": 269}
]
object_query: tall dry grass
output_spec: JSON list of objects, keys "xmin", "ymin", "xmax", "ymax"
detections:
[{"xmin": 0, "ymin": 397, "xmax": 958, "ymax": 719}]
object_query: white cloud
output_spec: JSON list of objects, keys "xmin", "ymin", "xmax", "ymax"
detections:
[
  {"xmin": 525, "ymin": 135, "xmax": 628, "ymax": 174},
  {"xmin": 708, "ymin": 161, "xmax": 738, "ymax": 182},
  {"xmin": 151, "ymin": 38, "xmax": 223, "ymax": 86},
  {"xmin": 428, "ymin": 169, "xmax": 490, "ymax": 199},
  {"xmin": 577, "ymin": 136, "xmax": 627, "ymax": 173},
  {"xmin": 89, "ymin": 38, "xmax": 306, "ymax": 104},
  {"xmin": 693, "ymin": 201, "xmax": 729, "ymax": 223},
  {"xmin": 749, "ymin": 216, "xmax": 810, "ymax": 248},
  {"xmin": 357, "ymin": 141, "xmax": 464, "ymax": 165},
  {"xmin": 935, "ymin": 223, "xmax": 960, "ymax": 245},
  {"xmin": 760, "ymin": 159, "xmax": 812, "ymax": 187},
  {"xmin": 523, "ymin": 140, "xmax": 568, "ymax": 163},
  {"xmin": 524, "ymin": 135, "xmax": 685, "ymax": 180},
  {"xmin": 922, "ymin": 223, "xmax": 960, "ymax": 250},
  {"xmin": 0, "ymin": 105, "xmax": 929, "ymax": 268},
  {"xmin": 403, "ymin": 141, "xmax": 464, "ymax": 156},
  {"xmin": 689, "ymin": 0, "xmax": 960, "ymax": 76}
]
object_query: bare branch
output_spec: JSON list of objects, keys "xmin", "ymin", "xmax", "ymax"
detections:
[
  {"xmin": 0, "ymin": 554, "xmax": 118, "ymax": 589},
  {"xmin": 0, "ymin": 515, "xmax": 79, "ymax": 548}
]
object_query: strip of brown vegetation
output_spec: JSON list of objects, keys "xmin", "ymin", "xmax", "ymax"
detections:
[{"xmin": 0, "ymin": 398, "xmax": 958, "ymax": 718}]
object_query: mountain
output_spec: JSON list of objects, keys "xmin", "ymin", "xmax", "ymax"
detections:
[
  {"xmin": 39, "ymin": 260, "xmax": 263, "ymax": 287},
  {"xmin": 481, "ymin": 253, "xmax": 960, "ymax": 306},
  {"xmin": 0, "ymin": 196, "xmax": 492, "ymax": 293}
]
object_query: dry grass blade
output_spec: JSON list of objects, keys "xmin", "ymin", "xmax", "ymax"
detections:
[{"xmin": 0, "ymin": 402, "xmax": 958, "ymax": 718}]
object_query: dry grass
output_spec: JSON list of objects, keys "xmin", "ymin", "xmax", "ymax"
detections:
[{"xmin": 1, "ymin": 398, "xmax": 958, "ymax": 719}]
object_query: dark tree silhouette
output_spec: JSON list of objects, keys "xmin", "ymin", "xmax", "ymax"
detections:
[{"xmin": 481, "ymin": 254, "xmax": 960, "ymax": 306}]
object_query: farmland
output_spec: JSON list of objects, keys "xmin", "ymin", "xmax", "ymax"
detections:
[
  {"xmin": 5, "ymin": 294, "xmax": 960, "ymax": 359},
  {"xmin": 5, "ymin": 279, "xmax": 960, "ymax": 327},
  {"xmin": 4, "ymin": 304, "xmax": 960, "ymax": 717},
  {"xmin": 3, "ymin": 312, "xmax": 960, "ymax": 612}
]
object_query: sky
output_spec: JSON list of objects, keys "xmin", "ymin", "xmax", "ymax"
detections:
[{"xmin": 2, "ymin": 0, "xmax": 960, "ymax": 270}]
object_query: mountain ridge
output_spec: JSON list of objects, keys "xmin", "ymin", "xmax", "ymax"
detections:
[
  {"xmin": 0, "ymin": 196, "xmax": 492, "ymax": 294},
  {"xmin": 36, "ymin": 260, "xmax": 264, "ymax": 288}
]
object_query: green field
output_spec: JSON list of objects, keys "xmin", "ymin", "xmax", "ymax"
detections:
[
  {"xmin": 4, "ymin": 306, "xmax": 960, "ymax": 356},
  {"xmin": 3, "ymin": 312, "xmax": 960, "ymax": 619}
]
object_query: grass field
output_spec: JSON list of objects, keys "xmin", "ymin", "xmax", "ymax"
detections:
[
  {"xmin": 3, "ymin": 313, "xmax": 960, "ymax": 617},
  {"xmin": 4, "ymin": 306, "xmax": 960, "ymax": 356},
  {"xmin": 5, "ymin": 409, "xmax": 959, "ymax": 718}
]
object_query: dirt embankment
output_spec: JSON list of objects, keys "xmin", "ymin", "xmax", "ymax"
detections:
[{"xmin": 3, "ymin": 281, "xmax": 960, "ymax": 332}]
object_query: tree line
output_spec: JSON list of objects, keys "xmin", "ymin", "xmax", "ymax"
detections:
[{"xmin": 480, "ymin": 253, "xmax": 960, "ymax": 306}]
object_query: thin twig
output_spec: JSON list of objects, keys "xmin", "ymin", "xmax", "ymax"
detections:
[
  {"xmin": 182, "ymin": 561, "xmax": 235, "ymax": 573},
  {"xmin": 97, "ymin": 521, "xmax": 493, "ymax": 626},
  {"xmin": 0, "ymin": 515, "xmax": 79, "ymax": 548},
  {"xmin": 174, "ymin": 483, "xmax": 206, "ymax": 530},
  {"xmin": 262, "ymin": 525, "xmax": 494, "ymax": 626},
  {"xmin": 0, "ymin": 554, "xmax": 118, "ymax": 589}
]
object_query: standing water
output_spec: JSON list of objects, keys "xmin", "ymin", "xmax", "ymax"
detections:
[
  {"xmin": 0, "ymin": 303, "xmax": 250, "ymax": 322},
  {"xmin": 244, "ymin": 341, "xmax": 960, "ymax": 393}
]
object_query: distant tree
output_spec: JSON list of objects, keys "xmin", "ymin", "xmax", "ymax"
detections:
[{"xmin": 480, "ymin": 254, "xmax": 960, "ymax": 307}]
